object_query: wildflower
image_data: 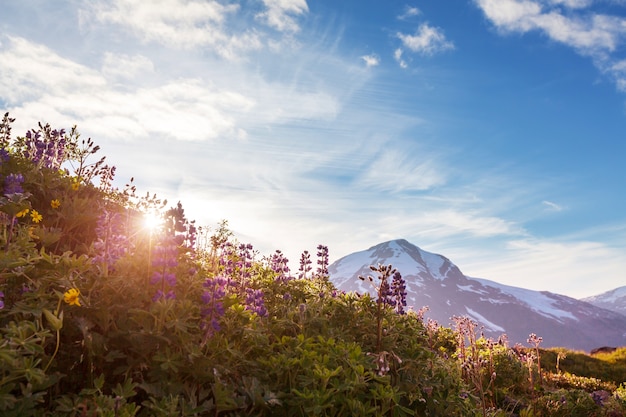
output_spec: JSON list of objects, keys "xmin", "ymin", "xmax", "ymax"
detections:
[
  {"xmin": 269, "ymin": 250, "xmax": 292, "ymax": 283},
  {"xmin": 63, "ymin": 288, "xmax": 81, "ymax": 306},
  {"xmin": 3, "ymin": 173, "xmax": 24, "ymax": 195},
  {"xmin": 245, "ymin": 288, "xmax": 268, "ymax": 317},
  {"xmin": 316, "ymin": 244, "xmax": 329, "ymax": 277},
  {"xmin": 391, "ymin": 271, "xmax": 407, "ymax": 314},
  {"xmin": 71, "ymin": 179, "xmax": 80, "ymax": 191},
  {"xmin": 16, "ymin": 208, "xmax": 30, "ymax": 218},
  {"xmin": 30, "ymin": 209, "xmax": 42, "ymax": 223},
  {"xmin": 298, "ymin": 250, "xmax": 312, "ymax": 279},
  {"xmin": 93, "ymin": 211, "xmax": 132, "ymax": 271},
  {"xmin": 201, "ymin": 276, "xmax": 229, "ymax": 340},
  {"xmin": 0, "ymin": 290, "xmax": 4, "ymax": 309},
  {"xmin": 151, "ymin": 235, "xmax": 178, "ymax": 300},
  {"xmin": 50, "ymin": 199, "xmax": 61, "ymax": 209}
]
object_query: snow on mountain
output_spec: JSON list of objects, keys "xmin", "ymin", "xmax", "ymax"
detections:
[
  {"xmin": 472, "ymin": 278, "xmax": 578, "ymax": 322},
  {"xmin": 582, "ymin": 286, "xmax": 626, "ymax": 316},
  {"xmin": 328, "ymin": 239, "xmax": 626, "ymax": 351}
]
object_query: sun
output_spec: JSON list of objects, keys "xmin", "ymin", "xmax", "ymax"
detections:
[{"xmin": 143, "ymin": 211, "xmax": 163, "ymax": 233}]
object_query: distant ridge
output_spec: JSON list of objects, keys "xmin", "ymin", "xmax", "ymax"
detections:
[
  {"xmin": 582, "ymin": 286, "xmax": 626, "ymax": 317},
  {"xmin": 328, "ymin": 239, "xmax": 626, "ymax": 351}
]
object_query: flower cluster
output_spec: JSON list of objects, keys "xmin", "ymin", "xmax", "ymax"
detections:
[
  {"xmin": 92, "ymin": 211, "xmax": 132, "ymax": 270},
  {"xmin": 164, "ymin": 201, "xmax": 197, "ymax": 250},
  {"xmin": 201, "ymin": 276, "xmax": 229, "ymax": 339},
  {"xmin": 151, "ymin": 235, "xmax": 178, "ymax": 301},
  {"xmin": 390, "ymin": 271, "xmax": 407, "ymax": 314},
  {"xmin": 245, "ymin": 288, "xmax": 268, "ymax": 317},
  {"xmin": 22, "ymin": 124, "xmax": 67, "ymax": 170},
  {"xmin": 269, "ymin": 250, "xmax": 291, "ymax": 283},
  {"xmin": 316, "ymin": 244, "xmax": 329, "ymax": 277},
  {"xmin": 236, "ymin": 243, "xmax": 254, "ymax": 281},
  {"xmin": 298, "ymin": 250, "xmax": 312, "ymax": 279},
  {"xmin": 3, "ymin": 173, "xmax": 25, "ymax": 196},
  {"xmin": 0, "ymin": 290, "xmax": 4, "ymax": 310}
]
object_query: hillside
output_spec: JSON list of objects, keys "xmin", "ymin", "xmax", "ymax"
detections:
[{"xmin": 329, "ymin": 239, "xmax": 626, "ymax": 351}]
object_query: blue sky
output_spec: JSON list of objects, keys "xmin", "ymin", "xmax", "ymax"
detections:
[{"xmin": 1, "ymin": 0, "xmax": 626, "ymax": 298}]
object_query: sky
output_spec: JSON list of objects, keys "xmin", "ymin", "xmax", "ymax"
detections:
[{"xmin": 1, "ymin": 0, "xmax": 626, "ymax": 299}]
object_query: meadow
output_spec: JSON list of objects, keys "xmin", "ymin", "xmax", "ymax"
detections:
[{"xmin": 1, "ymin": 112, "xmax": 625, "ymax": 416}]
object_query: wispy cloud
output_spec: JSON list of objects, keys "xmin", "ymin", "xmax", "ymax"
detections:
[
  {"xmin": 256, "ymin": 0, "xmax": 309, "ymax": 33},
  {"xmin": 547, "ymin": 0, "xmax": 593, "ymax": 8},
  {"xmin": 460, "ymin": 237, "xmax": 626, "ymax": 298},
  {"xmin": 361, "ymin": 54, "xmax": 380, "ymax": 67},
  {"xmin": 542, "ymin": 200, "xmax": 564, "ymax": 211},
  {"xmin": 355, "ymin": 145, "xmax": 446, "ymax": 193},
  {"xmin": 473, "ymin": 0, "xmax": 626, "ymax": 91},
  {"xmin": 397, "ymin": 6, "xmax": 421, "ymax": 20},
  {"xmin": 397, "ymin": 23, "xmax": 455, "ymax": 55},
  {"xmin": 80, "ymin": 0, "xmax": 261, "ymax": 58},
  {"xmin": 79, "ymin": 0, "xmax": 308, "ymax": 59},
  {"xmin": 102, "ymin": 52, "xmax": 154, "ymax": 81},
  {"xmin": 394, "ymin": 48, "xmax": 408, "ymax": 68}
]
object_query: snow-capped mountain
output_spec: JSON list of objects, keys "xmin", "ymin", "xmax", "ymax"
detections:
[
  {"xmin": 582, "ymin": 286, "xmax": 626, "ymax": 316},
  {"xmin": 328, "ymin": 239, "xmax": 626, "ymax": 351}
]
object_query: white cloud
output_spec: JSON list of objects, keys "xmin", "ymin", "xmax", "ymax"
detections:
[
  {"xmin": 474, "ymin": 0, "xmax": 626, "ymax": 91},
  {"xmin": 256, "ymin": 0, "xmax": 309, "ymax": 33},
  {"xmin": 81, "ymin": 0, "xmax": 262, "ymax": 59},
  {"xmin": 394, "ymin": 48, "xmax": 408, "ymax": 68},
  {"xmin": 361, "ymin": 54, "xmax": 380, "ymax": 67},
  {"xmin": 542, "ymin": 200, "xmax": 564, "ymax": 211},
  {"xmin": 102, "ymin": 52, "xmax": 154, "ymax": 81},
  {"xmin": 0, "ymin": 36, "xmax": 342, "ymax": 142},
  {"xmin": 397, "ymin": 23, "xmax": 454, "ymax": 55},
  {"xmin": 398, "ymin": 6, "xmax": 421, "ymax": 20},
  {"xmin": 0, "ymin": 36, "xmax": 106, "ymax": 104},
  {"xmin": 547, "ymin": 0, "xmax": 592, "ymax": 8},
  {"xmin": 356, "ymin": 146, "xmax": 446, "ymax": 193},
  {"xmin": 462, "ymin": 238, "xmax": 626, "ymax": 297}
]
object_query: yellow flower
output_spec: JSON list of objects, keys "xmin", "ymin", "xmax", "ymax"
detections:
[
  {"xmin": 50, "ymin": 199, "xmax": 61, "ymax": 209},
  {"xmin": 71, "ymin": 180, "xmax": 80, "ymax": 191},
  {"xmin": 30, "ymin": 210, "xmax": 43, "ymax": 223},
  {"xmin": 63, "ymin": 288, "xmax": 81, "ymax": 306},
  {"xmin": 16, "ymin": 208, "xmax": 30, "ymax": 218}
]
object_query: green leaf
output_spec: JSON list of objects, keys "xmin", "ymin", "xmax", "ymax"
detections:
[{"xmin": 42, "ymin": 309, "xmax": 63, "ymax": 331}]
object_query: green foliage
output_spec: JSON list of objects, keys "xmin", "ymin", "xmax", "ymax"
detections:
[
  {"xmin": 1, "ymin": 113, "xmax": 625, "ymax": 416},
  {"xmin": 540, "ymin": 347, "xmax": 626, "ymax": 385}
]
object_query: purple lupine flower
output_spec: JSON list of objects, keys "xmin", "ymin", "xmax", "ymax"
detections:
[
  {"xmin": 3, "ymin": 173, "xmax": 24, "ymax": 196},
  {"xmin": 245, "ymin": 288, "xmax": 267, "ymax": 317},
  {"xmin": 0, "ymin": 148, "xmax": 9, "ymax": 164},
  {"xmin": 0, "ymin": 112, "xmax": 15, "ymax": 148},
  {"xmin": 22, "ymin": 124, "xmax": 67, "ymax": 170},
  {"xmin": 359, "ymin": 263, "xmax": 397, "ymax": 308},
  {"xmin": 218, "ymin": 242, "xmax": 236, "ymax": 276},
  {"xmin": 93, "ymin": 211, "xmax": 133, "ymax": 270},
  {"xmin": 316, "ymin": 245, "xmax": 329, "ymax": 277},
  {"xmin": 164, "ymin": 201, "xmax": 197, "ymax": 250},
  {"xmin": 236, "ymin": 243, "xmax": 254, "ymax": 281},
  {"xmin": 152, "ymin": 290, "xmax": 176, "ymax": 302},
  {"xmin": 0, "ymin": 290, "xmax": 4, "ymax": 309},
  {"xmin": 151, "ymin": 234, "xmax": 178, "ymax": 301},
  {"xmin": 269, "ymin": 250, "xmax": 291, "ymax": 283},
  {"xmin": 298, "ymin": 250, "xmax": 312, "ymax": 279},
  {"xmin": 201, "ymin": 276, "xmax": 229, "ymax": 338},
  {"xmin": 379, "ymin": 278, "xmax": 393, "ymax": 307},
  {"xmin": 390, "ymin": 271, "xmax": 407, "ymax": 314}
]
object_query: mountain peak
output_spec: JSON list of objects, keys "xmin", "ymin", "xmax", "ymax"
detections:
[{"xmin": 329, "ymin": 239, "xmax": 464, "ymax": 292}]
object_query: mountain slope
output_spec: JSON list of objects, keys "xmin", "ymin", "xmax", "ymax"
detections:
[
  {"xmin": 328, "ymin": 239, "xmax": 626, "ymax": 351},
  {"xmin": 582, "ymin": 286, "xmax": 626, "ymax": 316}
]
